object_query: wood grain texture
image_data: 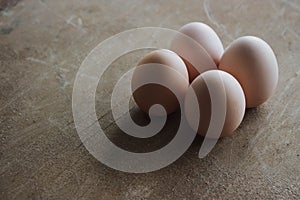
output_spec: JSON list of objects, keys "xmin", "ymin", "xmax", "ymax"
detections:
[{"xmin": 0, "ymin": 0, "xmax": 299, "ymax": 199}]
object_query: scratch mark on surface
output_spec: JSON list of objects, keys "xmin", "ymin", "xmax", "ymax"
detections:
[
  {"xmin": 249, "ymin": 128, "xmax": 265, "ymax": 149},
  {"xmin": 66, "ymin": 15, "xmax": 78, "ymax": 28},
  {"xmin": 0, "ymin": 58, "xmax": 62, "ymax": 114},
  {"xmin": 49, "ymin": 48, "xmax": 56, "ymax": 63},
  {"xmin": 281, "ymin": 27, "xmax": 288, "ymax": 38},
  {"xmin": 278, "ymin": 99, "xmax": 291, "ymax": 119},
  {"xmin": 26, "ymin": 57, "xmax": 70, "ymax": 94},
  {"xmin": 203, "ymin": 0, "xmax": 219, "ymax": 28},
  {"xmin": 38, "ymin": 0, "xmax": 86, "ymax": 33},
  {"xmin": 282, "ymin": 0, "xmax": 300, "ymax": 13},
  {"xmin": 282, "ymin": 27, "xmax": 300, "ymax": 39},
  {"xmin": 233, "ymin": 0, "xmax": 245, "ymax": 11},
  {"xmin": 26, "ymin": 57, "xmax": 69, "ymax": 72},
  {"xmin": 0, "ymin": 87, "xmax": 32, "ymax": 113},
  {"xmin": 26, "ymin": 57, "xmax": 49, "ymax": 66},
  {"xmin": 277, "ymin": 76, "xmax": 295, "ymax": 101},
  {"xmin": 203, "ymin": 0, "xmax": 233, "ymax": 40},
  {"xmin": 56, "ymin": 73, "xmax": 69, "ymax": 90},
  {"xmin": 77, "ymin": 18, "xmax": 83, "ymax": 27},
  {"xmin": 266, "ymin": 109, "xmax": 274, "ymax": 121}
]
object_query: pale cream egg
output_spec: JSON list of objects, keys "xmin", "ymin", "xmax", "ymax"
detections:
[
  {"xmin": 184, "ymin": 70, "xmax": 245, "ymax": 138},
  {"xmin": 131, "ymin": 49, "xmax": 189, "ymax": 116},
  {"xmin": 171, "ymin": 22, "xmax": 224, "ymax": 82},
  {"xmin": 219, "ymin": 36, "xmax": 278, "ymax": 108}
]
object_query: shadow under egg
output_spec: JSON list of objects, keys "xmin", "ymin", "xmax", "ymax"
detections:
[{"xmin": 103, "ymin": 106, "xmax": 181, "ymax": 153}]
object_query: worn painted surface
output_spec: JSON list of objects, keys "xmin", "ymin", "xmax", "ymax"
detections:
[{"xmin": 0, "ymin": 0, "xmax": 299, "ymax": 199}]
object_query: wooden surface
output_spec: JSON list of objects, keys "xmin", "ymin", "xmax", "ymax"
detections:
[{"xmin": 1, "ymin": 0, "xmax": 300, "ymax": 199}]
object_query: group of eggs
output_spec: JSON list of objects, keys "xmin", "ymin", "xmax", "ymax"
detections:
[{"xmin": 131, "ymin": 22, "xmax": 278, "ymax": 138}]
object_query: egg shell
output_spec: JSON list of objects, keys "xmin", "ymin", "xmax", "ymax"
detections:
[
  {"xmin": 219, "ymin": 36, "xmax": 278, "ymax": 108},
  {"xmin": 184, "ymin": 70, "xmax": 245, "ymax": 138},
  {"xmin": 131, "ymin": 49, "xmax": 189, "ymax": 116},
  {"xmin": 170, "ymin": 22, "xmax": 224, "ymax": 82}
]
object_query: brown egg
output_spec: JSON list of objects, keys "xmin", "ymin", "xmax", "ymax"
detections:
[
  {"xmin": 184, "ymin": 70, "xmax": 245, "ymax": 138},
  {"xmin": 219, "ymin": 36, "xmax": 278, "ymax": 108},
  {"xmin": 170, "ymin": 22, "xmax": 224, "ymax": 82},
  {"xmin": 131, "ymin": 49, "xmax": 189, "ymax": 116}
]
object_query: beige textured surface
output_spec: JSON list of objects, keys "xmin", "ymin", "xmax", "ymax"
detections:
[{"xmin": 0, "ymin": 0, "xmax": 300, "ymax": 199}]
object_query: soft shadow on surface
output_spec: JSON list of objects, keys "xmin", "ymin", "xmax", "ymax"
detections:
[
  {"xmin": 97, "ymin": 103, "xmax": 270, "ymax": 168},
  {"xmin": 102, "ymin": 106, "xmax": 181, "ymax": 153},
  {"xmin": 87, "ymin": 101, "xmax": 278, "ymax": 200}
]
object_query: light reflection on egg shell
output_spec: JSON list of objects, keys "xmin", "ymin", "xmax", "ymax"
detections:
[
  {"xmin": 184, "ymin": 70, "xmax": 246, "ymax": 138},
  {"xmin": 131, "ymin": 49, "xmax": 189, "ymax": 116},
  {"xmin": 219, "ymin": 36, "xmax": 279, "ymax": 108}
]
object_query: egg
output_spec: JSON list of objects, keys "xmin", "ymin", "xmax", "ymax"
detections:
[
  {"xmin": 131, "ymin": 49, "xmax": 189, "ymax": 116},
  {"xmin": 219, "ymin": 36, "xmax": 278, "ymax": 108},
  {"xmin": 170, "ymin": 22, "xmax": 224, "ymax": 82},
  {"xmin": 184, "ymin": 70, "xmax": 245, "ymax": 138}
]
